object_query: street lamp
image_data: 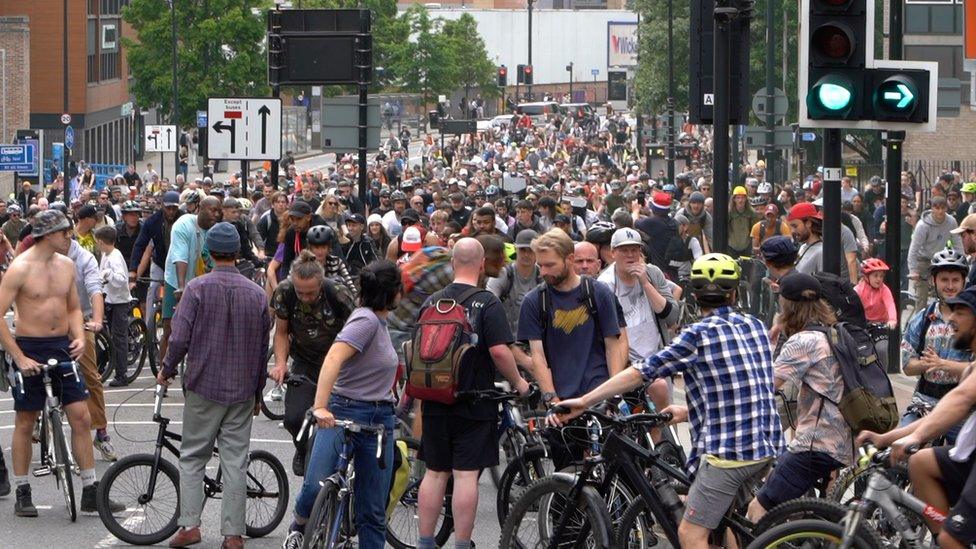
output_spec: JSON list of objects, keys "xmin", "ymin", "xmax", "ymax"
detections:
[
  {"xmin": 169, "ymin": 0, "xmax": 179, "ymax": 178},
  {"xmin": 527, "ymin": 0, "xmax": 534, "ymax": 100},
  {"xmin": 566, "ymin": 62, "xmax": 574, "ymax": 100}
]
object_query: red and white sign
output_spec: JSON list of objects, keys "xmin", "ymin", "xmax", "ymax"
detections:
[
  {"xmin": 60, "ymin": 113, "xmax": 71, "ymax": 125},
  {"xmin": 207, "ymin": 97, "xmax": 281, "ymax": 161},
  {"xmin": 144, "ymin": 124, "xmax": 177, "ymax": 153}
]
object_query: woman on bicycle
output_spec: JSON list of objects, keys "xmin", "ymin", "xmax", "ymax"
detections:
[{"xmin": 283, "ymin": 260, "xmax": 402, "ymax": 549}]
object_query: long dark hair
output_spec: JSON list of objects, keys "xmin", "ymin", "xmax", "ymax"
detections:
[{"xmin": 359, "ymin": 260, "xmax": 401, "ymax": 311}]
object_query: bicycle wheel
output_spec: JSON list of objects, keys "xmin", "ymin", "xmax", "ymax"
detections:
[
  {"xmin": 753, "ymin": 497, "xmax": 858, "ymax": 537},
  {"xmin": 244, "ymin": 449, "xmax": 289, "ymax": 538},
  {"xmin": 613, "ymin": 499, "xmax": 676, "ymax": 549},
  {"xmin": 97, "ymin": 453, "xmax": 180, "ymax": 545},
  {"xmin": 499, "ymin": 474, "xmax": 612, "ymax": 549},
  {"xmin": 827, "ymin": 465, "xmax": 908, "ymax": 505},
  {"xmin": 386, "ymin": 438, "xmax": 454, "ymax": 549},
  {"xmin": 745, "ymin": 518, "xmax": 883, "ymax": 549},
  {"xmin": 261, "ymin": 383, "xmax": 286, "ymax": 421},
  {"xmin": 96, "ymin": 330, "xmax": 112, "ymax": 383},
  {"xmin": 303, "ymin": 480, "xmax": 349, "ymax": 549},
  {"xmin": 496, "ymin": 446, "xmax": 554, "ymax": 526},
  {"xmin": 491, "ymin": 428, "xmax": 527, "ymax": 488},
  {"xmin": 48, "ymin": 409, "xmax": 76, "ymax": 522},
  {"xmin": 124, "ymin": 318, "xmax": 148, "ymax": 382}
]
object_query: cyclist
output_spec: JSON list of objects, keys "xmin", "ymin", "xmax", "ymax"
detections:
[
  {"xmin": 747, "ymin": 273, "xmax": 852, "ymax": 521},
  {"xmin": 760, "ymin": 235, "xmax": 798, "ymax": 288},
  {"xmin": 552, "ymin": 253, "xmax": 783, "ymax": 549},
  {"xmin": 128, "ymin": 190, "xmax": 182, "ymax": 342},
  {"xmin": 306, "ymin": 225, "xmax": 357, "ymax": 299},
  {"xmin": 900, "ymin": 246, "xmax": 973, "ymax": 443},
  {"xmin": 283, "ymin": 260, "xmax": 403, "ymax": 549},
  {"xmin": 270, "ymin": 251, "xmax": 355, "ymax": 475},
  {"xmin": 858, "ymin": 286, "xmax": 976, "ymax": 549},
  {"xmin": 789, "ymin": 202, "xmax": 857, "ymax": 284},
  {"xmin": 0, "ymin": 211, "xmax": 99, "ymax": 516}
]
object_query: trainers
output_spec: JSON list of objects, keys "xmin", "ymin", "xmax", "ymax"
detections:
[
  {"xmin": 282, "ymin": 530, "xmax": 303, "ymax": 549},
  {"xmin": 81, "ymin": 482, "xmax": 125, "ymax": 513},
  {"xmin": 14, "ymin": 485, "xmax": 37, "ymax": 517},
  {"xmin": 108, "ymin": 378, "xmax": 128, "ymax": 387},
  {"xmin": 94, "ymin": 438, "xmax": 119, "ymax": 462},
  {"xmin": 292, "ymin": 451, "xmax": 306, "ymax": 477}
]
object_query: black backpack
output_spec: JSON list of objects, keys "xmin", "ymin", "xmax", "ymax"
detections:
[
  {"xmin": 664, "ymin": 235, "xmax": 695, "ymax": 264},
  {"xmin": 805, "ymin": 323, "xmax": 898, "ymax": 434},
  {"xmin": 813, "ymin": 271, "xmax": 867, "ymax": 328}
]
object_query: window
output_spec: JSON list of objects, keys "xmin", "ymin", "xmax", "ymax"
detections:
[
  {"xmin": 87, "ymin": 19, "xmax": 98, "ymax": 83},
  {"xmin": 101, "ymin": 23, "xmax": 117, "ymax": 51}
]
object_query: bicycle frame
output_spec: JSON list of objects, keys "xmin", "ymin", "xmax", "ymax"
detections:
[{"xmin": 841, "ymin": 470, "xmax": 946, "ymax": 549}]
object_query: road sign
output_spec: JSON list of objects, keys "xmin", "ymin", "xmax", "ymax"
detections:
[
  {"xmin": 591, "ymin": 68, "xmax": 600, "ymax": 77},
  {"xmin": 801, "ymin": 131, "xmax": 817, "ymax": 142},
  {"xmin": 743, "ymin": 126, "xmax": 794, "ymax": 150},
  {"xmin": 60, "ymin": 113, "xmax": 71, "ymax": 125},
  {"xmin": 197, "ymin": 111, "xmax": 208, "ymax": 129},
  {"xmin": 207, "ymin": 98, "xmax": 282, "ymax": 161},
  {"xmin": 144, "ymin": 125, "xmax": 177, "ymax": 153},
  {"xmin": 440, "ymin": 120, "xmax": 477, "ymax": 135},
  {"xmin": 0, "ymin": 144, "xmax": 35, "ymax": 172},
  {"xmin": 64, "ymin": 126, "xmax": 74, "ymax": 150},
  {"xmin": 752, "ymin": 87, "xmax": 788, "ymax": 124}
]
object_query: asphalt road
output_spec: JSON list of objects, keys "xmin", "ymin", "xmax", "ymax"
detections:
[{"xmin": 0, "ymin": 366, "xmax": 919, "ymax": 547}]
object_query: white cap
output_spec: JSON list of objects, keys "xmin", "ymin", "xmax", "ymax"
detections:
[{"xmin": 611, "ymin": 228, "xmax": 643, "ymax": 249}]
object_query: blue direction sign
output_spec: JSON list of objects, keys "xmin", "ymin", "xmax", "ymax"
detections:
[
  {"xmin": 591, "ymin": 68, "xmax": 600, "ymax": 76},
  {"xmin": 65, "ymin": 126, "xmax": 75, "ymax": 150},
  {"xmin": 801, "ymin": 132, "xmax": 817, "ymax": 142},
  {"xmin": 197, "ymin": 111, "xmax": 208, "ymax": 128},
  {"xmin": 0, "ymin": 144, "xmax": 35, "ymax": 172}
]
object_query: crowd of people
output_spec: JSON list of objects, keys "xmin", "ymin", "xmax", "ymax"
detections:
[{"xmin": 0, "ymin": 103, "xmax": 973, "ymax": 549}]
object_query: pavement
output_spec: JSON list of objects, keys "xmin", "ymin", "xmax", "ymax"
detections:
[{"xmin": 0, "ymin": 364, "xmax": 920, "ymax": 547}]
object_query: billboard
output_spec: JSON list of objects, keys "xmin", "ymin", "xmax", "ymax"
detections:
[{"xmin": 608, "ymin": 21, "xmax": 638, "ymax": 68}]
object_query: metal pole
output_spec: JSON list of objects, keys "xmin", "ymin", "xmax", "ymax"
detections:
[
  {"xmin": 527, "ymin": 0, "xmax": 534, "ymax": 100},
  {"xmin": 63, "ymin": 0, "xmax": 68, "ymax": 115},
  {"xmin": 241, "ymin": 160, "xmax": 248, "ymax": 197},
  {"xmin": 822, "ymin": 128, "xmax": 843, "ymax": 275},
  {"xmin": 269, "ymin": 6, "xmax": 281, "ymax": 190},
  {"xmin": 764, "ymin": 0, "xmax": 776, "ymax": 186},
  {"xmin": 357, "ymin": 11, "xmax": 370, "ymax": 205},
  {"xmin": 884, "ymin": 130, "xmax": 905, "ymax": 372},
  {"xmin": 666, "ymin": 0, "xmax": 675, "ymax": 184},
  {"xmin": 171, "ymin": 0, "xmax": 180, "ymax": 179},
  {"xmin": 712, "ymin": 2, "xmax": 736, "ymax": 254},
  {"xmin": 568, "ymin": 63, "xmax": 574, "ymax": 98}
]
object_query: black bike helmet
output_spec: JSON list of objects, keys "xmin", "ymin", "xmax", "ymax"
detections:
[
  {"xmin": 930, "ymin": 245, "xmax": 969, "ymax": 277},
  {"xmin": 585, "ymin": 221, "xmax": 616, "ymax": 246},
  {"xmin": 307, "ymin": 225, "xmax": 335, "ymax": 246}
]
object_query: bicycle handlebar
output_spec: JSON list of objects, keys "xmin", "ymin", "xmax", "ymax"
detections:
[
  {"xmin": 549, "ymin": 403, "xmax": 673, "ymax": 427},
  {"xmin": 298, "ymin": 410, "xmax": 389, "ymax": 469}
]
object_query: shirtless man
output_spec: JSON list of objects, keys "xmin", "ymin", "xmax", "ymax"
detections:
[{"xmin": 0, "ymin": 210, "xmax": 96, "ymax": 517}]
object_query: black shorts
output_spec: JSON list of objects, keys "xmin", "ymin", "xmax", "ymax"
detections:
[
  {"xmin": 756, "ymin": 450, "xmax": 843, "ymax": 510},
  {"xmin": 934, "ymin": 445, "xmax": 976, "ymax": 544},
  {"xmin": 12, "ymin": 336, "xmax": 88, "ymax": 412},
  {"xmin": 418, "ymin": 414, "xmax": 498, "ymax": 472}
]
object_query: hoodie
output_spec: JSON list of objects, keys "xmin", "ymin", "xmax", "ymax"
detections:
[
  {"xmin": 907, "ymin": 210, "xmax": 963, "ymax": 269},
  {"xmin": 679, "ymin": 206, "xmax": 713, "ymax": 248}
]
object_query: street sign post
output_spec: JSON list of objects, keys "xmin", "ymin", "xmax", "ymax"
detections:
[
  {"xmin": 196, "ymin": 111, "xmax": 208, "ymax": 129},
  {"xmin": 743, "ymin": 126, "xmax": 794, "ymax": 150},
  {"xmin": 207, "ymin": 98, "xmax": 282, "ymax": 160},
  {"xmin": 144, "ymin": 125, "xmax": 177, "ymax": 153},
  {"xmin": 0, "ymin": 144, "xmax": 36, "ymax": 172}
]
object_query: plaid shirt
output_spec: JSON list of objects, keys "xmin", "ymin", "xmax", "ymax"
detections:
[
  {"xmin": 636, "ymin": 306, "xmax": 784, "ymax": 471},
  {"xmin": 388, "ymin": 260, "xmax": 454, "ymax": 334},
  {"xmin": 162, "ymin": 265, "xmax": 272, "ymax": 405}
]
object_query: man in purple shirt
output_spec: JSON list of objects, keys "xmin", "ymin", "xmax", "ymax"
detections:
[{"xmin": 156, "ymin": 222, "xmax": 271, "ymax": 549}]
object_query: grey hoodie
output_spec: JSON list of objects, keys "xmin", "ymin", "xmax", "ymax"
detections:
[{"xmin": 907, "ymin": 210, "xmax": 963, "ymax": 269}]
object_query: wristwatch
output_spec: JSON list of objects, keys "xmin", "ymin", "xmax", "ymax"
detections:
[{"xmin": 542, "ymin": 391, "xmax": 557, "ymax": 404}]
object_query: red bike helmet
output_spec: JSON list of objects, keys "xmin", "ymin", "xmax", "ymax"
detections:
[{"xmin": 861, "ymin": 258, "xmax": 890, "ymax": 275}]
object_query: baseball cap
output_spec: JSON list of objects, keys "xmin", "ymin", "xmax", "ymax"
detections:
[
  {"xmin": 515, "ymin": 229, "xmax": 538, "ymax": 249},
  {"xmin": 77, "ymin": 204, "xmax": 98, "ymax": 220},
  {"xmin": 951, "ymin": 213, "xmax": 976, "ymax": 234},
  {"xmin": 31, "ymin": 210, "xmax": 70, "ymax": 238},
  {"xmin": 611, "ymin": 227, "xmax": 643, "ymax": 249},
  {"xmin": 162, "ymin": 191, "xmax": 181, "ymax": 207},
  {"xmin": 400, "ymin": 209, "xmax": 420, "ymax": 224},
  {"xmin": 765, "ymin": 204, "xmax": 779, "ymax": 216},
  {"xmin": 401, "ymin": 226, "xmax": 423, "ymax": 252},
  {"xmin": 554, "ymin": 213, "xmax": 572, "ymax": 225},
  {"xmin": 947, "ymin": 286, "xmax": 976, "ymax": 315},
  {"xmin": 779, "ymin": 272, "xmax": 823, "ymax": 302},
  {"xmin": 346, "ymin": 213, "xmax": 366, "ymax": 225},
  {"xmin": 787, "ymin": 202, "xmax": 822, "ymax": 221},
  {"xmin": 288, "ymin": 200, "xmax": 312, "ymax": 217}
]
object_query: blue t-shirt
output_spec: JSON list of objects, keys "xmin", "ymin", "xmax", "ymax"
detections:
[{"xmin": 518, "ymin": 279, "xmax": 621, "ymax": 399}]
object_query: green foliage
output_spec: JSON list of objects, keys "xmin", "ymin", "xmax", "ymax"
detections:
[
  {"xmin": 122, "ymin": 0, "xmax": 269, "ymax": 128},
  {"xmin": 441, "ymin": 14, "xmax": 500, "ymax": 100},
  {"xmin": 632, "ymin": 0, "xmax": 689, "ymax": 117}
]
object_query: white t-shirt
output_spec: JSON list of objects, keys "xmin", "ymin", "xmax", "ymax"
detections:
[{"xmin": 597, "ymin": 266, "xmax": 662, "ymax": 362}]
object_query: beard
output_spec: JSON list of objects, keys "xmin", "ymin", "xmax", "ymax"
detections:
[
  {"xmin": 953, "ymin": 330, "xmax": 975, "ymax": 352},
  {"xmin": 542, "ymin": 264, "xmax": 570, "ymax": 287}
]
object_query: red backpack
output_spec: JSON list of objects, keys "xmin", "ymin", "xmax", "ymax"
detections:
[{"xmin": 405, "ymin": 287, "xmax": 485, "ymax": 405}]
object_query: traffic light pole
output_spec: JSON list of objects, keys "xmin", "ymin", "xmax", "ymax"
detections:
[
  {"xmin": 821, "ymin": 128, "xmax": 843, "ymax": 276},
  {"xmin": 711, "ymin": 1, "xmax": 737, "ymax": 254},
  {"xmin": 527, "ymin": 0, "xmax": 534, "ymax": 101},
  {"xmin": 764, "ymin": 0, "xmax": 776, "ymax": 186},
  {"xmin": 884, "ymin": 130, "xmax": 905, "ymax": 373},
  {"xmin": 666, "ymin": 0, "xmax": 676, "ymax": 185}
]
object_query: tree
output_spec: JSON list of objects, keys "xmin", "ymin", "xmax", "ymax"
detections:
[
  {"xmin": 122, "ymin": 0, "xmax": 268, "ymax": 128},
  {"xmin": 385, "ymin": 5, "xmax": 458, "ymax": 109},
  {"xmin": 632, "ymin": 0, "xmax": 690, "ymax": 118},
  {"xmin": 441, "ymin": 13, "xmax": 500, "ymax": 108}
]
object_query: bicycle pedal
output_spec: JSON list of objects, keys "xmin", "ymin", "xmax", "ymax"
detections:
[{"xmin": 32, "ymin": 466, "xmax": 52, "ymax": 477}]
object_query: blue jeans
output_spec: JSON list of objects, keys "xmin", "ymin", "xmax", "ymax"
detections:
[
  {"xmin": 295, "ymin": 395, "xmax": 395, "ymax": 549},
  {"xmin": 899, "ymin": 391, "xmax": 961, "ymax": 444}
]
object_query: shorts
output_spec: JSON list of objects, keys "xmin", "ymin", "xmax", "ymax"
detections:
[
  {"xmin": 418, "ymin": 413, "xmax": 498, "ymax": 472},
  {"xmin": 162, "ymin": 283, "xmax": 178, "ymax": 320},
  {"xmin": 684, "ymin": 458, "xmax": 771, "ymax": 530},
  {"xmin": 756, "ymin": 451, "xmax": 843, "ymax": 510},
  {"xmin": 934, "ymin": 446, "xmax": 976, "ymax": 544},
  {"xmin": 12, "ymin": 336, "xmax": 88, "ymax": 412}
]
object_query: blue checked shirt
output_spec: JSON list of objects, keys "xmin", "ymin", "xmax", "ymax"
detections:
[{"xmin": 636, "ymin": 307, "xmax": 784, "ymax": 472}]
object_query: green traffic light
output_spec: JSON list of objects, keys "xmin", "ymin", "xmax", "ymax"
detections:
[
  {"xmin": 818, "ymin": 83, "xmax": 853, "ymax": 111},
  {"xmin": 876, "ymin": 76, "xmax": 918, "ymax": 113}
]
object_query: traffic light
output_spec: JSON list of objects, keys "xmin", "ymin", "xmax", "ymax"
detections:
[
  {"xmin": 517, "ymin": 64, "xmax": 526, "ymax": 84},
  {"xmin": 497, "ymin": 65, "xmax": 507, "ymax": 87},
  {"xmin": 804, "ymin": 0, "xmax": 866, "ymax": 120},
  {"xmin": 870, "ymin": 68, "xmax": 930, "ymax": 123},
  {"xmin": 523, "ymin": 65, "xmax": 533, "ymax": 86}
]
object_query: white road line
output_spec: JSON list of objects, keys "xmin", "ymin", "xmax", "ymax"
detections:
[{"xmin": 0, "ymin": 403, "xmax": 184, "ymax": 414}]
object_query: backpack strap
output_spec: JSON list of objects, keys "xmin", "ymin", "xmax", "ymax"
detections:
[
  {"xmin": 914, "ymin": 302, "xmax": 937, "ymax": 357},
  {"xmin": 499, "ymin": 263, "xmax": 516, "ymax": 303},
  {"xmin": 800, "ymin": 324, "xmax": 843, "ymax": 406}
]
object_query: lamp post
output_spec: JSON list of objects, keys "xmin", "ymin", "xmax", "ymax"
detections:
[
  {"xmin": 170, "ymin": 0, "xmax": 179, "ymax": 178},
  {"xmin": 527, "ymin": 0, "xmax": 534, "ymax": 100},
  {"xmin": 566, "ymin": 62, "xmax": 574, "ymax": 100},
  {"xmin": 666, "ymin": 0, "xmax": 675, "ymax": 185}
]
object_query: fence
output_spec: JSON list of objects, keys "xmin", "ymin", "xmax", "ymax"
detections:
[{"xmin": 90, "ymin": 163, "xmax": 126, "ymax": 190}]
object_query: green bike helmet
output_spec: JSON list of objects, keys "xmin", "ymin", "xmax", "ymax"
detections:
[{"xmin": 690, "ymin": 253, "xmax": 741, "ymax": 307}]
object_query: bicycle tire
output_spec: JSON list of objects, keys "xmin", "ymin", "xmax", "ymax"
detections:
[
  {"xmin": 125, "ymin": 318, "xmax": 148, "ymax": 382},
  {"xmin": 499, "ymin": 474, "xmax": 612, "ymax": 549},
  {"xmin": 244, "ymin": 449, "xmax": 289, "ymax": 538},
  {"xmin": 753, "ymin": 497, "xmax": 865, "ymax": 538},
  {"xmin": 386, "ymin": 437, "xmax": 454, "ymax": 549},
  {"xmin": 303, "ymin": 480, "xmax": 348, "ymax": 549},
  {"xmin": 49, "ymin": 409, "xmax": 76, "ymax": 522},
  {"xmin": 745, "ymin": 518, "xmax": 883, "ymax": 549},
  {"xmin": 261, "ymin": 383, "xmax": 287, "ymax": 421},
  {"xmin": 495, "ymin": 446, "xmax": 553, "ymax": 526},
  {"xmin": 96, "ymin": 330, "xmax": 112, "ymax": 383},
  {"xmin": 97, "ymin": 453, "xmax": 181, "ymax": 545},
  {"xmin": 613, "ymin": 499, "xmax": 676, "ymax": 549},
  {"xmin": 491, "ymin": 428, "xmax": 528, "ymax": 489},
  {"xmin": 828, "ymin": 465, "xmax": 908, "ymax": 505}
]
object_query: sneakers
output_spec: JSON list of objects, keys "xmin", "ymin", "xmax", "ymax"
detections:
[
  {"xmin": 108, "ymin": 378, "xmax": 128, "ymax": 387},
  {"xmin": 94, "ymin": 438, "xmax": 119, "ymax": 462},
  {"xmin": 282, "ymin": 530, "xmax": 303, "ymax": 549},
  {"xmin": 292, "ymin": 451, "xmax": 306, "ymax": 477},
  {"xmin": 81, "ymin": 482, "xmax": 125, "ymax": 513},
  {"xmin": 14, "ymin": 485, "xmax": 37, "ymax": 517}
]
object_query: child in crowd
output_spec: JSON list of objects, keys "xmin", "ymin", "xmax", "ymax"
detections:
[
  {"xmin": 855, "ymin": 258, "xmax": 897, "ymax": 328},
  {"xmin": 95, "ymin": 225, "xmax": 133, "ymax": 387}
]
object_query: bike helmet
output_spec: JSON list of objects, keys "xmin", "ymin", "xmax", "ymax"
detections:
[
  {"xmin": 390, "ymin": 190, "xmax": 407, "ymax": 202},
  {"xmin": 690, "ymin": 253, "xmax": 741, "ymax": 307},
  {"xmin": 184, "ymin": 191, "xmax": 202, "ymax": 204},
  {"xmin": 861, "ymin": 258, "xmax": 890, "ymax": 275},
  {"xmin": 732, "ymin": 186, "xmax": 748, "ymax": 197},
  {"xmin": 486, "ymin": 185, "xmax": 500, "ymax": 198},
  {"xmin": 749, "ymin": 195, "xmax": 769, "ymax": 207},
  {"xmin": 380, "ymin": 188, "xmax": 391, "ymax": 198},
  {"xmin": 757, "ymin": 182, "xmax": 773, "ymax": 195},
  {"xmin": 760, "ymin": 235, "xmax": 798, "ymax": 266},
  {"xmin": 585, "ymin": 221, "xmax": 616, "ymax": 246},
  {"xmin": 930, "ymin": 245, "xmax": 969, "ymax": 277},
  {"xmin": 307, "ymin": 225, "xmax": 335, "ymax": 246},
  {"xmin": 121, "ymin": 200, "xmax": 142, "ymax": 213}
]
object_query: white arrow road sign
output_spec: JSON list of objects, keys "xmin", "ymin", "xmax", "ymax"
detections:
[
  {"xmin": 207, "ymin": 98, "xmax": 282, "ymax": 161},
  {"xmin": 145, "ymin": 125, "xmax": 177, "ymax": 153}
]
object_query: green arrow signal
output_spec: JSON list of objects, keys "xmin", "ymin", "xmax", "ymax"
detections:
[{"xmin": 882, "ymin": 83, "xmax": 914, "ymax": 109}]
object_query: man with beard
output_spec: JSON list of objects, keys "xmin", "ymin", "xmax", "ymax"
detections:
[
  {"xmin": 129, "ymin": 191, "xmax": 182, "ymax": 341},
  {"xmin": 788, "ymin": 202, "xmax": 857, "ymax": 283}
]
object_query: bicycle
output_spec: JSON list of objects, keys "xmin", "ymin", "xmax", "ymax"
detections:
[
  {"xmin": 13, "ymin": 357, "xmax": 83, "ymax": 521},
  {"xmin": 260, "ymin": 349, "xmax": 289, "ymax": 421},
  {"xmin": 385, "ymin": 437, "xmax": 455, "ymax": 549},
  {"xmin": 95, "ymin": 300, "xmax": 150, "ymax": 384},
  {"xmin": 96, "ymin": 385, "xmax": 289, "ymax": 545}
]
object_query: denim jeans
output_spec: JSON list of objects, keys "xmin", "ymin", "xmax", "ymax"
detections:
[
  {"xmin": 899, "ymin": 391, "xmax": 961, "ymax": 444},
  {"xmin": 295, "ymin": 395, "xmax": 395, "ymax": 549}
]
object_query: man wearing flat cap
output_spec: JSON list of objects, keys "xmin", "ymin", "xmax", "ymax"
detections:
[{"xmin": 158, "ymin": 222, "xmax": 271, "ymax": 549}]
